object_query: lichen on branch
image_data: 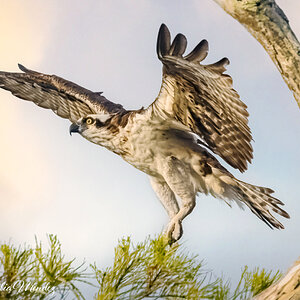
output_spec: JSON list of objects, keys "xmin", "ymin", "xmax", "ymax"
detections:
[{"xmin": 214, "ymin": 0, "xmax": 300, "ymax": 108}]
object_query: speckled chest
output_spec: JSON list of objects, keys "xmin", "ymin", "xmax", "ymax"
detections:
[{"xmin": 117, "ymin": 118, "xmax": 195, "ymax": 176}]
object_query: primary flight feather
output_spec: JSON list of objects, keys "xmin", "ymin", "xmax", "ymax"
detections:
[{"xmin": 0, "ymin": 24, "xmax": 289, "ymax": 242}]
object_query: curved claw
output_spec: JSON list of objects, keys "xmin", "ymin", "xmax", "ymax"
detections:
[{"xmin": 165, "ymin": 220, "xmax": 183, "ymax": 245}]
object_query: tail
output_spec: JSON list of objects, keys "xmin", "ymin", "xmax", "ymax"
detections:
[{"xmin": 231, "ymin": 179, "xmax": 290, "ymax": 229}]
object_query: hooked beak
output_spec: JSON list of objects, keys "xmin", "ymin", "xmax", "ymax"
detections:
[{"xmin": 69, "ymin": 123, "xmax": 80, "ymax": 135}]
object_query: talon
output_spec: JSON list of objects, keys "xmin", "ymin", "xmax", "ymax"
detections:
[{"xmin": 165, "ymin": 220, "xmax": 183, "ymax": 244}]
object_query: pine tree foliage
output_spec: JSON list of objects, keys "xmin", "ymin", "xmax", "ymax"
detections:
[
  {"xmin": 215, "ymin": 266, "xmax": 282, "ymax": 300},
  {"xmin": 0, "ymin": 234, "xmax": 88, "ymax": 299},
  {"xmin": 92, "ymin": 236, "xmax": 281, "ymax": 300},
  {"xmin": 0, "ymin": 235, "xmax": 282, "ymax": 299},
  {"xmin": 92, "ymin": 236, "xmax": 217, "ymax": 299},
  {"xmin": 232, "ymin": 266, "xmax": 281, "ymax": 299}
]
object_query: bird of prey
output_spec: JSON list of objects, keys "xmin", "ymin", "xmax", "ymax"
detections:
[{"xmin": 0, "ymin": 24, "xmax": 289, "ymax": 242}]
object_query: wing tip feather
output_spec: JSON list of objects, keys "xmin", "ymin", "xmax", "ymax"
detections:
[
  {"xmin": 18, "ymin": 63, "xmax": 38, "ymax": 75},
  {"xmin": 206, "ymin": 57, "xmax": 230, "ymax": 73},
  {"xmin": 157, "ymin": 23, "xmax": 171, "ymax": 59},
  {"xmin": 185, "ymin": 39, "xmax": 209, "ymax": 62},
  {"xmin": 18, "ymin": 63, "xmax": 28, "ymax": 72},
  {"xmin": 169, "ymin": 33, "xmax": 187, "ymax": 57}
]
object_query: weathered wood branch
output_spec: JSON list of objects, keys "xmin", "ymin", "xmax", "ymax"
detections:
[
  {"xmin": 253, "ymin": 258, "xmax": 300, "ymax": 299},
  {"xmin": 212, "ymin": 2, "xmax": 300, "ymax": 296},
  {"xmin": 213, "ymin": 0, "xmax": 300, "ymax": 108}
]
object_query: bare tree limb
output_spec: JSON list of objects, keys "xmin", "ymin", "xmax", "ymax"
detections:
[
  {"xmin": 213, "ymin": 0, "xmax": 300, "ymax": 108},
  {"xmin": 253, "ymin": 257, "xmax": 300, "ymax": 299}
]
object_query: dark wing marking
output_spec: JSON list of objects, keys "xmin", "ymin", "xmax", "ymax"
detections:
[
  {"xmin": 148, "ymin": 24, "xmax": 253, "ymax": 172},
  {"xmin": 0, "ymin": 64, "xmax": 124, "ymax": 123}
]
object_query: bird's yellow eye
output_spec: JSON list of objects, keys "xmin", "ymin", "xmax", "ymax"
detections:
[{"xmin": 86, "ymin": 118, "xmax": 93, "ymax": 125}]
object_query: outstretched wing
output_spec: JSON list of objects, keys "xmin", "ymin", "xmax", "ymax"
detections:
[
  {"xmin": 147, "ymin": 24, "xmax": 253, "ymax": 172},
  {"xmin": 0, "ymin": 64, "xmax": 124, "ymax": 123}
]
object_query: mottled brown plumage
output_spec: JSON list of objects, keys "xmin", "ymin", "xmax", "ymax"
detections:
[
  {"xmin": 150, "ymin": 24, "xmax": 252, "ymax": 172},
  {"xmin": 0, "ymin": 64, "xmax": 125, "ymax": 123},
  {"xmin": 0, "ymin": 24, "xmax": 289, "ymax": 241}
]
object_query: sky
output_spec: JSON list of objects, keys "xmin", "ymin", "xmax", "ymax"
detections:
[{"xmin": 0, "ymin": 0, "xmax": 299, "ymax": 298}]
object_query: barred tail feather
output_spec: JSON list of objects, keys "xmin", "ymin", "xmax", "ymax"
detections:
[{"xmin": 233, "ymin": 179, "xmax": 290, "ymax": 229}]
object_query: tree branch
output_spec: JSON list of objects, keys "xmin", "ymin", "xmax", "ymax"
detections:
[
  {"xmin": 213, "ymin": 0, "xmax": 300, "ymax": 108},
  {"xmin": 253, "ymin": 257, "xmax": 300, "ymax": 299}
]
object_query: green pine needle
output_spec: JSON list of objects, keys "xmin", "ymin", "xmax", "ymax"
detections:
[{"xmin": 0, "ymin": 235, "xmax": 282, "ymax": 299}]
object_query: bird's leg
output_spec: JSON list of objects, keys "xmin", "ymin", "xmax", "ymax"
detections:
[
  {"xmin": 149, "ymin": 176, "xmax": 182, "ymax": 241},
  {"xmin": 160, "ymin": 156, "xmax": 196, "ymax": 243},
  {"xmin": 149, "ymin": 176, "xmax": 180, "ymax": 219}
]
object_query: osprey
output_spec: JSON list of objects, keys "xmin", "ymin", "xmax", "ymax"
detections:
[{"xmin": 0, "ymin": 24, "xmax": 289, "ymax": 242}]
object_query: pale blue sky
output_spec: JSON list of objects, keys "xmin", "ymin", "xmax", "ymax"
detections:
[{"xmin": 0, "ymin": 1, "xmax": 299, "ymax": 298}]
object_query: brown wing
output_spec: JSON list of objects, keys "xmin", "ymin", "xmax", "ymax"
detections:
[
  {"xmin": 148, "ymin": 24, "xmax": 253, "ymax": 172},
  {"xmin": 0, "ymin": 64, "xmax": 124, "ymax": 123}
]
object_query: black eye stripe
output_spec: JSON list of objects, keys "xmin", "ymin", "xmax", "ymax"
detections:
[{"xmin": 95, "ymin": 119, "xmax": 104, "ymax": 128}]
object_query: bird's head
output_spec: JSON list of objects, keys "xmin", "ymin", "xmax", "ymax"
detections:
[{"xmin": 69, "ymin": 113, "xmax": 114, "ymax": 146}]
